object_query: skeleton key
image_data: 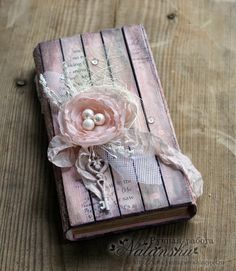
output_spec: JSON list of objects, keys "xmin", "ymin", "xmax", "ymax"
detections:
[
  {"xmin": 86, "ymin": 154, "xmax": 109, "ymax": 211},
  {"xmin": 96, "ymin": 174, "xmax": 110, "ymax": 211}
]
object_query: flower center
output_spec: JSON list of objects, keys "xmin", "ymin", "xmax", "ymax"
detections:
[{"xmin": 82, "ymin": 108, "xmax": 106, "ymax": 131}]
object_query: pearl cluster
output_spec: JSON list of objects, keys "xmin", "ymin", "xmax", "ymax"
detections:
[{"xmin": 82, "ymin": 109, "xmax": 106, "ymax": 131}]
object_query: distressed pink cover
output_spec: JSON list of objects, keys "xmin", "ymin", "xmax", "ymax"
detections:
[{"xmin": 33, "ymin": 25, "xmax": 195, "ymax": 240}]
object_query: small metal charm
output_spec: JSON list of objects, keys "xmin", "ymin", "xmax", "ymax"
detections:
[
  {"xmin": 96, "ymin": 175, "xmax": 109, "ymax": 211},
  {"xmin": 86, "ymin": 153, "xmax": 109, "ymax": 211}
]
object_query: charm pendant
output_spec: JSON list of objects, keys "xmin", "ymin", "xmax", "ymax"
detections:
[
  {"xmin": 86, "ymin": 155, "xmax": 109, "ymax": 211},
  {"xmin": 76, "ymin": 148, "xmax": 110, "ymax": 212}
]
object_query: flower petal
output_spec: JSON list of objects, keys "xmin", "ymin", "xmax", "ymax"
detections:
[{"xmin": 48, "ymin": 135, "xmax": 78, "ymax": 167}]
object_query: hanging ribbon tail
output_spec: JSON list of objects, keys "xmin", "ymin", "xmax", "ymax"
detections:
[
  {"xmin": 48, "ymin": 135, "xmax": 79, "ymax": 167},
  {"xmin": 75, "ymin": 148, "xmax": 103, "ymax": 200},
  {"xmin": 152, "ymin": 134, "xmax": 203, "ymax": 199},
  {"xmin": 48, "ymin": 137, "xmax": 103, "ymax": 200}
]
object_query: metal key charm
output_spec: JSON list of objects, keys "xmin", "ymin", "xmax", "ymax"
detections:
[
  {"xmin": 86, "ymin": 153, "xmax": 109, "ymax": 211},
  {"xmin": 96, "ymin": 174, "xmax": 109, "ymax": 211}
]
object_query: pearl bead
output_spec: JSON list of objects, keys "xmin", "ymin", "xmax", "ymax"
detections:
[
  {"xmin": 94, "ymin": 113, "xmax": 106, "ymax": 126},
  {"xmin": 82, "ymin": 119, "xmax": 95, "ymax": 131},
  {"xmin": 82, "ymin": 109, "xmax": 94, "ymax": 120}
]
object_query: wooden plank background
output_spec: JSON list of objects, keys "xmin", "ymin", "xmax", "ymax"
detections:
[{"xmin": 0, "ymin": 0, "xmax": 235, "ymax": 270}]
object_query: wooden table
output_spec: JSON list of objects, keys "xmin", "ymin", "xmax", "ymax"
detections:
[{"xmin": 0, "ymin": 0, "xmax": 235, "ymax": 270}]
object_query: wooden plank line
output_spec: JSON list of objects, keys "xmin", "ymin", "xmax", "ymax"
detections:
[
  {"xmin": 58, "ymin": 38, "xmax": 65, "ymax": 63},
  {"xmin": 100, "ymin": 32, "xmax": 113, "ymax": 81},
  {"xmin": 79, "ymin": 35, "xmax": 93, "ymax": 83},
  {"xmin": 108, "ymin": 164, "xmax": 122, "ymax": 216}
]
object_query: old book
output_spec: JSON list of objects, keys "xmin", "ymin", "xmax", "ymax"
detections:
[{"xmin": 33, "ymin": 25, "xmax": 200, "ymax": 241}]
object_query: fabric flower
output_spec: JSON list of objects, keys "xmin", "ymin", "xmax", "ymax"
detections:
[{"xmin": 48, "ymin": 86, "xmax": 138, "ymax": 167}]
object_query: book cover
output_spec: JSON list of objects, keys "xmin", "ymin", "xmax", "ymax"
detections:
[{"xmin": 33, "ymin": 25, "xmax": 203, "ymax": 241}]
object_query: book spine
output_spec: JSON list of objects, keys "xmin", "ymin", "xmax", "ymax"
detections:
[{"xmin": 33, "ymin": 46, "xmax": 70, "ymax": 235}]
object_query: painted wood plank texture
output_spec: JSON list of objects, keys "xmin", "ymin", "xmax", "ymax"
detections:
[
  {"xmin": 82, "ymin": 32, "xmax": 145, "ymax": 215},
  {"xmin": 33, "ymin": 53, "xmax": 70, "ymax": 232},
  {"xmin": 37, "ymin": 27, "xmax": 194, "ymax": 237},
  {"xmin": 101, "ymin": 28, "xmax": 170, "ymax": 210},
  {"xmin": 60, "ymin": 35, "xmax": 121, "ymax": 221},
  {"xmin": 123, "ymin": 25, "xmax": 193, "ymax": 205},
  {"xmin": 0, "ymin": 0, "xmax": 235, "ymax": 270},
  {"xmin": 39, "ymin": 40, "xmax": 95, "ymax": 226}
]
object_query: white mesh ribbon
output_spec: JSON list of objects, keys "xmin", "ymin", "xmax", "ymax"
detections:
[
  {"xmin": 97, "ymin": 129, "xmax": 203, "ymax": 198},
  {"xmin": 40, "ymin": 56, "xmax": 203, "ymax": 209}
]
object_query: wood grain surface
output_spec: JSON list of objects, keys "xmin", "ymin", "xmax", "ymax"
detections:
[{"xmin": 0, "ymin": 0, "xmax": 235, "ymax": 270}]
